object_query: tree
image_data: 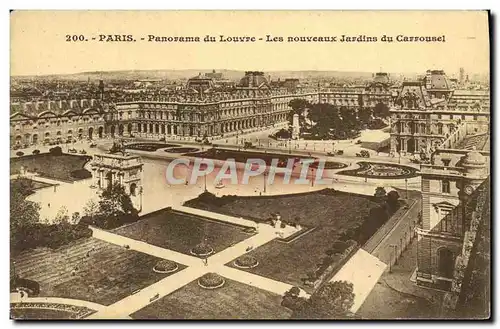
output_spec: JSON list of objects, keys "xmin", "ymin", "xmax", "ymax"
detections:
[
  {"xmin": 288, "ymin": 98, "xmax": 310, "ymax": 127},
  {"xmin": 293, "ymin": 281, "xmax": 355, "ymax": 319},
  {"xmin": 386, "ymin": 190, "xmax": 400, "ymax": 212},
  {"xmin": 374, "ymin": 186, "xmax": 387, "ymax": 199},
  {"xmin": 373, "ymin": 102, "xmax": 390, "ymax": 119},
  {"xmin": 53, "ymin": 206, "xmax": 70, "ymax": 225},
  {"xmin": 93, "ymin": 183, "xmax": 139, "ymax": 229},
  {"xmin": 10, "ymin": 178, "xmax": 41, "ymax": 250},
  {"xmin": 357, "ymin": 107, "xmax": 372, "ymax": 124}
]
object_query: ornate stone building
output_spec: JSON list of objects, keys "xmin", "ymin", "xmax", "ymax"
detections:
[
  {"xmin": 416, "ymin": 122, "xmax": 489, "ymax": 290},
  {"xmin": 390, "ymin": 70, "xmax": 489, "ymax": 156},
  {"xmin": 90, "ymin": 153, "xmax": 143, "ymax": 197},
  {"xmin": 10, "ymin": 98, "xmax": 107, "ymax": 147}
]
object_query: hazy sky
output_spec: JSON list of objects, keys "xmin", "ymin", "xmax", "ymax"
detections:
[{"xmin": 10, "ymin": 10, "xmax": 490, "ymax": 76}]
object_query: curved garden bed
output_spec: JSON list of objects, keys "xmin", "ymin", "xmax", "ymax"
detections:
[
  {"xmin": 316, "ymin": 161, "xmax": 348, "ymax": 170},
  {"xmin": 337, "ymin": 161, "xmax": 419, "ymax": 179},
  {"xmin": 164, "ymin": 147, "xmax": 201, "ymax": 153},
  {"xmin": 233, "ymin": 255, "xmax": 259, "ymax": 269},
  {"xmin": 197, "ymin": 273, "xmax": 225, "ymax": 289},
  {"xmin": 152, "ymin": 260, "xmax": 179, "ymax": 274},
  {"xmin": 190, "ymin": 243, "xmax": 214, "ymax": 257},
  {"xmin": 126, "ymin": 143, "xmax": 179, "ymax": 152}
]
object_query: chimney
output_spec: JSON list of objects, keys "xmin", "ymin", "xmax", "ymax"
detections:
[{"xmin": 425, "ymin": 70, "xmax": 432, "ymax": 90}]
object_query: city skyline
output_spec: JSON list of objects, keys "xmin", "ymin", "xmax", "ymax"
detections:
[{"xmin": 10, "ymin": 11, "xmax": 489, "ymax": 77}]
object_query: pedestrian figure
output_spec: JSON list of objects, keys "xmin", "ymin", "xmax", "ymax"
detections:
[
  {"xmin": 203, "ymin": 258, "xmax": 208, "ymax": 266},
  {"xmin": 48, "ymin": 203, "xmax": 50, "ymax": 208}
]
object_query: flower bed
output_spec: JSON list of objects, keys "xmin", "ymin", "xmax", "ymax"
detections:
[
  {"xmin": 10, "ymin": 302, "xmax": 95, "ymax": 319},
  {"xmin": 197, "ymin": 273, "xmax": 225, "ymax": 289},
  {"xmin": 190, "ymin": 243, "xmax": 214, "ymax": 257},
  {"xmin": 153, "ymin": 260, "xmax": 179, "ymax": 274},
  {"xmin": 337, "ymin": 161, "xmax": 419, "ymax": 179},
  {"xmin": 126, "ymin": 143, "xmax": 179, "ymax": 152},
  {"xmin": 164, "ymin": 147, "xmax": 200, "ymax": 153},
  {"xmin": 234, "ymin": 255, "xmax": 259, "ymax": 269}
]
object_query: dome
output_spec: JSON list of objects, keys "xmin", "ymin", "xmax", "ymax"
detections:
[
  {"xmin": 462, "ymin": 148, "xmax": 486, "ymax": 167},
  {"xmin": 239, "ymin": 71, "xmax": 268, "ymax": 87}
]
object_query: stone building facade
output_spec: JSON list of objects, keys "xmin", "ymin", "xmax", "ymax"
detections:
[
  {"xmin": 416, "ymin": 124, "xmax": 489, "ymax": 290},
  {"xmin": 390, "ymin": 70, "xmax": 490, "ymax": 156}
]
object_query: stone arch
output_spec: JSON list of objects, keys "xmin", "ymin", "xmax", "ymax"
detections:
[
  {"xmin": 110, "ymin": 125, "xmax": 116, "ymax": 137},
  {"xmin": 130, "ymin": 182, "xmax": 137, "ymax": 196},
  {"xmin": 88, "ymin": 127, "xmax": 94, "ymax": 140},
  {"xmin": 98, "ymin": 126, "xmax": 104, "ymax": 138},
  {"xmin": 127, "ymin": 123, "xmax": 133, "ymax": 134},
  {"xmin": 32, "ymin": 134, "xmax": 38, "ymax": 145},
  {"xmin": 118, "ymin": 124, "xmax": 124, "ymax": 136}
]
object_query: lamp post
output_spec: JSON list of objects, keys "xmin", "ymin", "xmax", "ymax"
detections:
[
  {"xmin": 139, "ymin": 186, "xmax": 143, "ymax": 212},
  {"xmin": 263, "ymin": 171, "xmax": 267, "ymax": 194},
  {"xmin": 405, "ymin": 177, "xmax": 408, "ymax": 199}
]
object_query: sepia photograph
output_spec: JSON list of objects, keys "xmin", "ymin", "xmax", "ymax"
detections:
[{"xmin": 9, "ymin": 10, "xmax": 491, "ymax": 320}]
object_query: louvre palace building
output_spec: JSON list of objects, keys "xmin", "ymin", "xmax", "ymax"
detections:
[
  {"xmin": 10, "ymin": 70, "xmax": 488, "ymax": 149},
  {"xmin": 389, "ymin": 70, "xmax": 490, "ymax": 157}
]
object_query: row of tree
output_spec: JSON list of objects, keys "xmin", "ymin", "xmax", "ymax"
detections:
[
  {"xmin": 10, "ymin": 178, "xmax": 139, "ymax": 255},
  {"xmin": 282, "ymin": 281, "xmax": 355, "ymax": 319},
  {"xmin": 288, "ymin": 99, "xmax": 390, "ymax": 140}
]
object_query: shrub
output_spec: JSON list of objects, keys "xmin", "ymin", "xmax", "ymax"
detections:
[
  {"xmin": 153, "ymin": 260, "xmax": 178, "ymax": 273},
  {"xmin": 32, "ymin": 149, "xmax": 40, "ymax": 155},
  {"xmin": 387, "ymin": 190, "xmax": 401, "ymax": 213},
  {"xmin": 374, "ymin": 186, "xmax": 387, "ymax": 198},
  {"xmin": 49, "ymin": 146, "xmax": 63, "ymax": 155},
  {"xmin": 70, "ymin": 169, "xmax": 92, "ymax": 180},
  {"xmin": 198, "ymin": 273, "xmax": 225, "ymax": 288},
  {"xmin": 11, "ymin": 223, "xmax": 92, "ymax": 255},
  {"xmin": 11, "ymin": 277, "xmax": 40, "ymax": 296},
  {"xmin": 235, "ymin": 255, "xmax": 258, "ymax": 268},
  {"xmin": 15, "ymin": 151, "xmax": 24, "ymax": 157},
  {"xmin": 191, "ymin": 243, "xmax": 214, "ymax": 256}
]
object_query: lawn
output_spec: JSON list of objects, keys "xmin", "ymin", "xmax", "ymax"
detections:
[
  {"xmin": 13, "ymin": 238, "xmax": 181, "ymax": 306},
  {"xmin": 113, "ymin": 209, "xmax": 252, "ymax": 255},
  {"xmin": 164, "ymin": 147, "xmax": 200, "ymax": 153},
  {"xmin": 186, "ymin": 148, "xmax": 311, "ymax": 165},
  {"xmin": 186, "ymin": 189, "xmax": 380, "ymax": 290},
  {"xmin": 126, "ymin": 143, "xmax": 179, "ymax": 152},
  {"xmin": 131, "ymin": 278, "xmax": 292, "ymax": 319},
  {"xmin": 10, "ymin": 153, "xmax": 92, "ymax": 182},
  {"xmin": 10, "ymin": 307, "xmax": 80, "ymax": 320}
]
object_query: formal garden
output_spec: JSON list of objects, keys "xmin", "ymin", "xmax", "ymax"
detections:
[
  {"xmin": 125, "ymin": 143, "xmax": 179, "ymax": 152},
  {"xmin": 13, "ymin": 237, "xmax": 181, "ymax": 306},
  {"xmin": 164, "ymin": 147, "xmax": 201, "ymax": 153},
  {"xmin": 10, "ymin": 147, "xmax": 92, "ymax": 182},
  {"xmin": 337, "ymin": 161, "xmax": 420, "ymax": 179},
  {"xmin": 112, "ymin": 209, "xmax": 253, "ymax": 256},
  {"xmin": 185, "ymin": 148, "xmax": 347, "ymax": 170},
  {"xmin": 131, "ymin": 278, "xmax": 292, "ymax": 319},
  {"xmin": 185, "ymin": 188, "xmax": 402, "ymax": 292}
]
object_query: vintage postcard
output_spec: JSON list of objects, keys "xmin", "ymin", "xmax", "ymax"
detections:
[{"xmin": 9, "ymin": 10, "xmax": 490, "ymax": 320}]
